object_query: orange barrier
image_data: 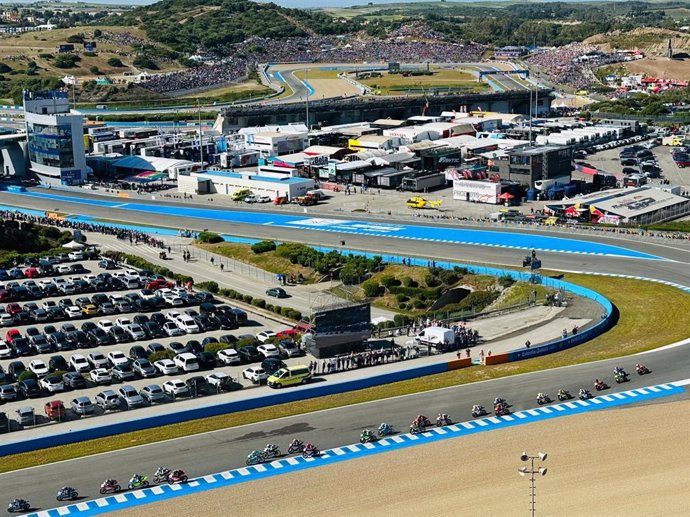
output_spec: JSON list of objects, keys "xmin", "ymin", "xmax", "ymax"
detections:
[
  {"xmin": 46, "ymin": 212, "xmax": 64, "ymax": 220},
  {"xmin": 483, "ymin": 353, "xmax": 510, "ymax": 365},
  {"xmin": 117, "ymin": 192, "xmax": 130, "ymax": 198},
  {"xmin": 447, "ymin": 358, "xmax": 473, "ymax": 370}
]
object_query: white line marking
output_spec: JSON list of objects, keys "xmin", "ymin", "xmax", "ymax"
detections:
[
  {"xmin": 391, "ymin": 436, "xmax": 404, "ymax": 443},
  {"xmin": 600, "ymin": 396, "xmax": 614, "ymax": 402},
  {"xmin": 501, "ymin": 415, "xmax": 515, "ymax": 421},
  {"xmin": 76, "ymin": 503, "xmax": 89, "ymax": 511},
  {"xmin": 151, "ymin": 486, "xmax": 164, "ymax": 494},
  {"xmin": 487, "ymin": 417, "xmax": 501, "ymax": 424},
  {"xmin": 564, "ymin": 402, "xmax": 577, "ymax": 408},
  {"xmin": 132, "ymin": 490, "xmax": 146, "ymax": 499},
  {"xmin": 114, "ymin": 494, "xmax": 128, "ymax": 502},
  {"xmin": 448, "ymin": 425, "xmax": 461, "ymax": 432},
  {"xmin": 169, "ymin": 483, "xmax": 183, "ymax": 491},
  {"xmin": 57, "ymin": 508, "xmax": 70, "ymax": 516},
  {"xmin": 379, "ymin": 439, "xmax": 390, "ymax": 446},
  {"xmin": 513, "ymin": 412, "xmax": 528, "ymax": 419},
  {"xmin": 526, "ymin": 409, "xmax": 540, "ymax": 416},
  {"xmin": 612, "ymin": 393, "xmax": 626, "ymax": 399},
  {"xmin": 237, "ymin": 468, "xmax": 250, "ymax": 476},
  {"xmin": 220, "ymin": 472, "xmax": 233, "ymax": 480},
  {"xmin": 95, "ymin": 499, "xmax": 109, "ymax": 507},
  {"xmin": 286, "ymin": 457, "xmax": 299, "ymax": 465},
  {"xmin": 269, "ymin": 461, "xmax": 283, "ymax": 468},
  {"xmin": 637, "ymin": 388, "xmax": 649, "ymax": 394},
  {"xmin": 202, "ymin": 475, "xmax": 216, "ymax": 483},
  {"xmin": 332, "ymin": 448, "xmax": 345, "ymax": 455}
]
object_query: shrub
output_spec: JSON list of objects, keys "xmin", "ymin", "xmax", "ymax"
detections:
[
  {"xmin": 413, "ymin": 300, "xmax": 426, "ymax": 309},
  {"xmin": 498, "ymin": 275, "xmax": 515, "ymax": 288},
  {"xmin": 66, "ymin": 34, "xmax": 84, "ymax": 44},
  {"xmin": 197, "ymin": 231, "xmax": 223, "ymax": 244},
  {"xmin": 195, "ymin": 281, "xmax": 219, "ymax": 294},
  {"xmin": 395, "ymin": 293, "xmax": 409, "ymax": 303},
  {"xmin": 393, "ymin": 314, "xmax": 411, "ymax": 327},
  {"xmin": 425, "ymin": 274, "xmax": 441, "ymax": 288},
  {"xmin": 458, "ymin": 291, "xmax": 500, "ymax": 311},
  {"xmin": 54, "ymin": 54, "xmax": 80, "ymax": 69},
  {"xmin": 204, "ymin": 342, "xmax": 230, "ymax": 354},
  {"xmin": 402, "ymin": 276, "xmax": 418, "ymax": 288},
  {"xmin": 361, "ymin": 280, "xmax": 380, "ymax": 297},
  {"xmin": 89, "ymin": 65, "xmax": 100, "ymax": 74},
  {"xmin": 84, "ymin": 52, "xmax": 97, "ymax": 58},
  {"xmin": 285, "ymin": 309, "xmax": 302, "ymax": 320},
  {"xmin": 94, "ymin": 29, "xmax": 103, "ymax": 38},
  {"xmin": 107, "ymin": 57, "xmax": 124, "ymax": 67},
  {"xmin": 242, "ymin": 295, "xmax": 253, "ymax": 304},
  {"xmin": 379, "ymin": 275, "xmax": 400, "ymax": 289},
  {"xmin": 251, "ymin": 298, "xmax": 266, "ymax": 309},
  {"xmin": 133, "ymin": 55, "xmax": 159, "ymax": 70},
  {"xmin": 17, "ymin": 370, "xmax": 37, "ymax": 382},
  {"xmin": 438, "ymin": 269, "xmax": 460, "ymax": 286},
  {"xmin": 0, "ymin": 62, "xmax": 12, "ymax": 73},
  {"xmin": 236, "ymin": 337, "xmax": 258, "ymax": 349},
  {"xmin": 148, "ymin": 350, "xmax": 175, "ymax": 362},
  {"xmin": 251, "ymin": 240, "xmax": 276, "ymax": 254}
]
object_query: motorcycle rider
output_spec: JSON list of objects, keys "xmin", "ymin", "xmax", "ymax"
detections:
[
  {"xmin": 129, "ymin": 473, "xmax": 144, "ymax": 486},
  {"xmin": 635, "ymin": 363, "xmax": 648, "ymax": 374},
  {"xmin": 437, "ymin": 413, "xmax": 450, "ymax": 424},
  {"xmin": 170, "ymin": 469, "xmax": 185, "ymax": 480},
  {"xmin": 155, "ymin": 466, "xmax": 170, "ymax": 479},
  {"xmin": 58, "ymin": 486, "xmax": 76, "ymax": 497},
  {"xmin": 537, "ymin": 392, "xmax": 547, "ymax": 401},
  {"xmin": 9, "ymin": 498, "xmax": 28, "ymax": 510},
  {"xmin": 594, "ymin": 378, "xmax": 604, "ymax": 389},
  {"xmin": 378, "ymin": 422, "xmax": 392, "ymax": 434},
  {"xmin": 413, "ymin": 415, "xmax": 429, "ymax": 427},
  {"xmin": 557, "ymin": 388, "xmax": 568, "ymax": 398},
  {"xmin": 102, "ymin": 479, "xmax": 117, "ymax": 488},
  {"xmin": 493, "ymin": 397, "xmax": 505, "ymax": 406},
  {"xmin": 578, "ymin": 388, "xmax": 589, "ymax": 398},
  {"xmin": 265, "ymin": 443, "xmax": 279, "ymax": 452},
  {"xmin": 472, "ymin": 404, "xmax": 485, "ymax": 414}
]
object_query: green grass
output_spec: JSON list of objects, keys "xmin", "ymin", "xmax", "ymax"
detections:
[
  {"xmin": 2, "ymin": 273, "xmax": 688, "ymax": 473},
  {"xmin": 359, "ymin": 68, "xmax": 486, "ymax": 95},
  {"xmin": 490, "ymin": 282, "xmax": 554, "ymax": 310},
  {"xmin": 643, "ymin": 221, "xmax": 690, "ymax": 233},
  {"xmin": 295, "ymin": 69, "xmax": 341, "ymax": 80}
]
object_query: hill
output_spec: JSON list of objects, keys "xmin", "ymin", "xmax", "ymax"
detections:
[
  {"xmin": 585, "ymin": 27, "xmax": 690, "ymax": 55},
  {"xmin": 102, "ymin": 0, "xmax": 353, "ymax": 54}
]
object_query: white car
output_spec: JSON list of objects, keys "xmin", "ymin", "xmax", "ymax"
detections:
[
  {"xmin": 256, "ymin": 331, "xmax": 277, "ymax": 344},
  {"xmin": 107, "ymin": 350, "xmax": 129, "ymax": 367},
  {"xmin": 0, "ymin": 340, "xmax": 12, "ymax": 358},
  {"xmin": 70, "ymin": 354, "xmax": 90, "ymax": 373},
  {"xmin": 164, "ymin": 294, "xmax": 185, "ymax": 307},
  {"xmin": 206, "ymin": 372, "xmax": 232, "ymax": 388},
  {"xmin": 116, "ymin": 317, "xmax": 132, "ymax": 328},
  {"xmin": 162, "ymin": 379, "xmax": 190, "ymax": 397},
  {"xmin": 217, "ymin": 348, "xmax": 241, "ymax": 365},
  {"xmin": 67, "ymin": 251, "xmax": 84, "ymax": 261},
  {"xmin": 42, "ymin": 300, "xmax": 58, "ymax": 311},
  {"xmin": 257, "ymin": 195, "xmax": 272, "ymax": 203},
  {"xmin": 39, "ymin": 376, "xmax": 64, "ymax": 393},
  {"xmin": 88, "ymin": 352, "xmax": 109, "ymax": 369},
  {"xmin": 65, "ymin": 306, "xmax": 82, "ymax": 319},
  {"xmin": 0, "ymin": 313, "xmax": 14, "ymax": 327},
  {"xmin": 165, "ymin": 311, "xmax": 181, "ymax": 322},
  {"xmin": 163, "ymin": 321, "xmax": 184, "ymax": 337},
  {"xmin": 90, "ymin": 368, "xmax": 112, "ymax": 385},
  {"xmin": 242, "ymin": 367, "xmax": 268, "ymax": 383},
  {"xmin": 154, "ymin": 359, "xmax": 178, "ymax": 376},
  {"xmin": 176, "ymin": 316, "xmax": 200, "ymax": 334},
  {"xmin": 56, "ymin": 265, "xmax": 71, "ymax": 274},
  {"xmin": 257, "ymin": 343, "xmax": 280, "ymax": 358},
  {"xmin": 97, "ymin": 319, "xmax": 114, "ymax": 332},
  {"xmin": 83, "ymin": 274, "xmax": 97, "ymax": 283},
  {"xmin": 29, "ymin": 359, "xmax": 49, "ymax": 378}
]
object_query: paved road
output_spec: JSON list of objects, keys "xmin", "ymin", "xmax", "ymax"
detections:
[{"xmin": 1, "ymin": 344, "xmax": 687, "ymax": 511}]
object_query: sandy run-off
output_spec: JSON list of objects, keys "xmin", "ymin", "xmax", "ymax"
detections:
[{"xmin": 117, "ymin": 397, "xmax": 690, "ymax": 517}]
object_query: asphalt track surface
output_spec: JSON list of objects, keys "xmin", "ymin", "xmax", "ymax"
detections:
[{"xmin": 1, "ymin": 189, "xmax": 690, "ymax": 511}]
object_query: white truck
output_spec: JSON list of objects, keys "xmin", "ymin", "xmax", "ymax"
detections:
[{"xmin": 414, "ymin": 326, "xmax": 456, "ymax": 348}]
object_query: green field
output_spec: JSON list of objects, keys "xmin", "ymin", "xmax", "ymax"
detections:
[
  {"xmin": 1, "ymin": 272, "xmax": 688, "ymax": 473},
  {"xmin": 358, "ymin": 68, "xmax": 487, "ymax": 95}
]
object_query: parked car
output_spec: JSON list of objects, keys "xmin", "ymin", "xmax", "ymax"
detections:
[
  {"xmin": 0, "ymin": 383, "xmax": 17, "ymax": 401},
  {"xmin": 266, "ymin": 287, "xmax": 287, "ymax": 298},
  {"xmin": 154, "ymin": 359, "xmax": 178, "ymax": 376},
  {"xmin": 17, "ymin": 379, "xmax": 41, "ymax": 398},
  {"xmin": 257, "ymin": 342, "xmax": 279, "ymax": 356},
  {"xmin": 39, "ymin": 375, "xmax": 65, "ymax": 393},
  {"xmin": 71, "ymin": 396, "xmax": 95, "ymax": 416},
  {"xmin": 44, "ymin": 400, "xmax": 66, "ymax": 420},
  {"xmin": 278, "ymin": 340, "xmax": 304, "ymax": 358},
  {"xmin": 107, "ymin": 350, "xmax": 129, "ymax": 368},
  {"xmin": 62, "ymin": 372, "xmax": 87, "ymax": 389},
  {"xmin": 238, "ymin": 346, "xmax": 262, "ymax": 363},
  {"xmin": 87, "ymin": 351, "xmax": 109, "ymax": 369},
  {"xmin": 95, "ymin": 390, "xmax": 120, "ymax": 410},
  {"xmin": 111, "ymin": 363, "xmax": 135, "ymax": 382},
  {"xmin": 140, "ymin": 384, "xmax": 166, "ymax": 404},
  {"xmin": 185, "ymin": 376, "xmax": 213, "ymax": 396},
  {"xmin": 242, "ymin": 367, "xmax": 268, "ymax": 383},
  {"xmin": 132, "ymin": 359, "xmax": 157, "ymax": 378},
  {"xmin": 218, "ymin": 348, "xmax": 241, "ymax": 365},
  {"xmin": 206, "ymin": 372, "xmax": 234, "ymax": 391},
  {"xmin": 90, "ymin": 368, "xmax": 112, "ymax": 385},
  {"xmin": 261, "ymin": 358, "xmax": 287, "ymax": 376},
  {"xmin": 118, "ymin": 385, "xmax": 145, "ymax": 409},
  {"xmin": 16, "ymin": 405, "xmax": 35, "ymax": 425},
  {"xmin": 162, "ymin": 379, "xmax": 190, "ymax": 398}
]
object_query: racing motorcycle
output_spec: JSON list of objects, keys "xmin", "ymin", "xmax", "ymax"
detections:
[
  {"xmin": 7, "ymin": 499, "xmax": 30, "ymax": 513},
  {"xmin": 436, "ymin": 413, "xmax": 452, "ymax": 427},
  {"xmin": 536, "ymin": 393, "xmax": 551, "ymax": 405},
  {"xmin": 594, "ymin": 380, "xmax": 609, "ymax": 391},
  {"xmin": 153, "ymin": 467, "xmax": 171, "ymax": 484},
  {"xmin": 99, "ymin": 480, "xmax": 121, "ymax": 495},
  {"xmin": 471, "ymin": 405, "xmax": 487, "ymax": 418},
  {"xmin": 302, "ymin": 443, "xmax": 321, "ymax": 459},
  {"xmin": 557, "ymin": 389, "xmax": 572, "ymax": 401},
  {"xmin": 288, "ymin": 439, "xmax": 305, "ymax": 454},
  {"xmin": 167, "ymin": 470, "xmax": 188, "ymax": 484},
  {"xmin": 128, "ymin": 474, "xmax": 149, "ymax": 490},
  {"xmin": 263, "ymin": 444, "xmax": 281, "ymax": 459},
  {"xmin": 493, "ymin": 397, "xmax": 507, "ymax": 406},
  {"xmin": 614, "ymin": 370, "xmax": 629, "ymax": 384},
  {"xmin": 409, "ymin": 422, "xmax": 426, "ymax": 434},
  {"xmin": 494, "ymin": 402, "xmax": 510, "ymax": 416},
  {"xmin": 360, "ymin": 429, "xmax": 378, "ymax": 443},
  {"xmin": 246, "ymin": 450, "xmax": 266, "ymax": 466},
  {"xmin": 636, "ymin": 364, "xmax": 650, "ymax": 375},
  {"xmin": 56, "ymin": 487, "xmax": 78, "ymax": 501},
  {"xmin": 579, "ymin": 388, "xmax": 593, "ymax": 401},
  {"xmin": 377, "ymin": 423, "xmax": 394, "ymax": 437}
]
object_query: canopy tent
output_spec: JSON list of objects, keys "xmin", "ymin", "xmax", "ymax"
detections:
[
  {"xmin": 123, "ymin": 171, "xmax": 168, "ymax": 184},
  {"xmin": 498, "ymin": 192, "xmax": 515, "ymax": 200},
  {"xmin": 62, "ymin": 240, "xmax": 86, "ymax": 249}
]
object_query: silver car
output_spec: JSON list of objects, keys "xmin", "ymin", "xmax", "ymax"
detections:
[
  {"xmin": 118, "ymin": 385, "xmax": 145, "ymax": 409},
  {"xmin": 71, "ymin": 396, "xmax": 95, "ymax": 416},
  {"xmin": 16, "ymin": 406, "xmax": 35, "ymax": 425},
  {"xmin": 0, "ymin": 384, "xmax": 17, "ymax": 401},
  {"xmin": 140, "ymin": 384, "xmax": 166, "ymax": 404}
]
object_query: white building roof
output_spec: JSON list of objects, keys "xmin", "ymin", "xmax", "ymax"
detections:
[{"xmin": 113, "ymin": 155, "xmax": 194, "ymax": 172}]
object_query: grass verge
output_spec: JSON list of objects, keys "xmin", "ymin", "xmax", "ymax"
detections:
[{"xmin": 2, "ymin": 273, "xmax": 689, "ymax": 473}]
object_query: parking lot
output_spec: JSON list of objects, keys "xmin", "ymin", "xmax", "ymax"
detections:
[{"xmin": 0, "ymin": 254, "xmax": 313, "ymax": 432}]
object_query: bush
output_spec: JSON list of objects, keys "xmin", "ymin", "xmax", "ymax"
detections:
[
  {"xmin": 425, "ymin": 274, "xmax": 441, "ymax": 288},
  {"xmin": 393, "ymin": 314, "xmax": 411, "ymax": 327},
  {"xmin": 148, "ymin": 350, "xmax": 175, "ymax": 362},
  {"xmin": 107, "ymin": 57, "xmax": 124, "ymax": 67},
  {"xmin": 242, "ymin": 294, "xmax": 253, "ymax": 304},
  {"xmin": 66, "ymin": 34, "xmax": 84, "ymax": 44},
  {"xmin": 89, "ymin": 65, "xmax": 100, "ymax": 74},
  {"xmin": 84, "ymin": 52, "xmax": 97, "ymax": 58},
  {"xmin": 0, "ymin": 63, "xmax": 12, "ymax": 73},
  {"xmin": 361, "ymin": 280, "xmax": 380, "ymax": 297},
  {"xmin": 402, "ymin": 276, "xmax": 418, "ymax": 288},
  {"xmin": 17, "ymin": 370, "xmax": 37, "ymax": 382},
  {"xmin": 236, "ymin": 337, "xmax": 258, "ymax": 349},
  {"xmin": 54, "ymin": 54, "xmax": 80, "ymax": 69},
  {"xmin": 197, "ymin": 231, "xmax": 223, "ymax": 244},
  {"xmin": 133, "ymin": 55, "xmax": 159, "ymax": 70},
  {"xmin": 438, "ymin": 270, "xmax": 460, "ymax": 286},
  {"xmin": 94, "ymin": 29, "xmax": 103, "ymax": 38},
  {"xmin": 395, "ymin": 293, "xmax": 409, "ymax": 303},
  {"xmin": 251, "ymin": 298, "xmax": 266, "ymax": 309},
  {"xmin": 195, "ymin": 281, "xmax": 219, "ymax": 294},
  {"xmin": 379, "ymin": 275, "xmax": 400, "ymax": 289},
  {"xmin": 457, "ymin": 291, "xmax": 500, "ymax": 311},
  {"xmin": 204, "ymin": 342, "xmax": 230, "ymax": 354},
  {"xmin": 498, "ymin": 275, "xmax": 515, "ymax": 288},
  {"xmin": 251, "ymin": 240, "xmax": 276, "ymax": 254},
  {"xmin": 413, "ymin": 300, "xmax": 426, "ymax": 309}
]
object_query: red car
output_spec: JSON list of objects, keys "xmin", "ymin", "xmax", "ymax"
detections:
[
  {"xmin": 44, "ymin": 400, "xmax": 66, "ymax": 420},
  {"xmin": 6, "ymin": 303, "xmax": 22, "ymax": 316},
  {"xmin": 0, "ymin": 290, "xmax": 10, "ymax": 302},
  {"xmin": 5, "ymin": 328, "xmax": 20, "ymax": 344},
  {"xmin": 146, "ymin": 278, "xmax": 173, "ymax": 290},
  {"xmin": 24, "ymin": 267, "xmax": 41, "ymax": 279}
]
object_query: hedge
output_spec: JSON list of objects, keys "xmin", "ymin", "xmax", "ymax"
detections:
[
  {"xmin": 251, "ymin": 240, "xmax": 276, "ymax": 254},
  {"xmin": 204, "ymin": 342, "xmax": 230, "ymax": 354},
  {"xmin": 197, "ymin": 231, "xmax": 223, "ymax": 244}
]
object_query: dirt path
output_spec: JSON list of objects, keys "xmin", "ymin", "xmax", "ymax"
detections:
[{"xmin": 117, "ymin": 398, "xmax": 690, "ymax": 517}]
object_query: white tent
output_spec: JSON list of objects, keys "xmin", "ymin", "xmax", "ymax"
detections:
[{"xmin": 62, "ymin": 240, "xmax": 86, "ymax": 249}]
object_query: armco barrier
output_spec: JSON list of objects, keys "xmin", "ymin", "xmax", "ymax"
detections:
[{"xmin": 0, "ymin": 362, "xmax": 448, "ymax": 457}]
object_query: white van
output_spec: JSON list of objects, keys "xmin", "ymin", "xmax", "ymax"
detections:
[
  {"xmin": 415, "ymin": 326, "xmax": 456, "ymax": 348},
  {"xmin": 174, "ymin": 353, "xmax": 200, "ymax": 372}
]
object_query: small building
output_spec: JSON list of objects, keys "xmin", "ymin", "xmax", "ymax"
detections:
[
  {"xmin": 420, "ymin": 146, "xmax": 463, "ymax": 172},
  {"xmin": 382, "ymin": 126, "xmax": 440, "ymax": 144},
  {"xmin": 245, "ymin": 131, "xmax": 308, "ymax": 156},
  {"xmin": 507, "ymin": 145, "xmax": 572, "ymax": 187},
  {"xmin": 348, "ymin": 135, "xmax": 402, "ymax": 152},
  {"xmin": 178, "ymin": 170, "xmax": 314, "ymax": 200},
  {"xmin": 453, "ymin": 179, "xmax": 502, "ymax": 204},
  {"xmin": 111, "ymin": 155, "xmax": 199, "ymax": 180}
]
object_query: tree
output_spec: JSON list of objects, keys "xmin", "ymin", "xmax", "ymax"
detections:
[
  {"xmin": 54, "ymin": 54, "xmax": 80, "ymax": 69},
  {"xmin": 107, "ymin": 57, "xmax": 124, "ymax": 67},
  {"xmin": 94, "ymin": 29, "xmax": 102, "ymax": 38},
  {"xmin": 89, "ymin": 65, "xmax": 100, "ymax": 74}
]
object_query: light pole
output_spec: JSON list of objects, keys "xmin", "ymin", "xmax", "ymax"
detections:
[{"xmin": 518, "ymin": 451, "xmax": 548, "ymax": 517}]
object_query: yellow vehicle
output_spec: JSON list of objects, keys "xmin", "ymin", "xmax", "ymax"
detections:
[
  {"xmin": 406, "ymin": 196, "xmax": 443, "ymax": 209},
  {"xmin": 81, "ymin": 304, "xmax": 99, "ymax": 316},
  {"xmin": 267, "ymin": 365, "xmax": 312, "ymax": 388},
  {"xmin": 576, "ymin": 90, "xmax": 589, "ymax": 96},
  {"xmin": 231, "ymin": 189, "xmax": 253, "ymax": 201}
]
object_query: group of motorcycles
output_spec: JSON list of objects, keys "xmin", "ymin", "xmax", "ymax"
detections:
[
  {"xmin": 98, "ymin": 468, "xmax": 187, "ymax": 495},
  {"xmin": 246, "ymin": 440, "xmax": 321, "ymax": 466}
]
